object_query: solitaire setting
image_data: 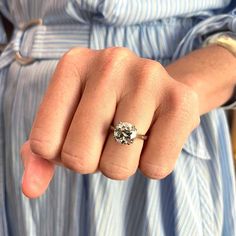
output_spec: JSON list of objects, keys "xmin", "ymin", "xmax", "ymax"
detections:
[{"xmin": 111, "ymin": 122, "xmax": 147, "ymax": 145}]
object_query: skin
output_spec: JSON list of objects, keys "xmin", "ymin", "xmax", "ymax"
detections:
[{"xmin": 20, "ymin": 45, "xmax": 236, "ymax": 199}]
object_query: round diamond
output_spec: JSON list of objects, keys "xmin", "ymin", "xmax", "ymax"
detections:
[{"xmin": 113, "ymin": 122, "xmax": 137, "ymax": 145}]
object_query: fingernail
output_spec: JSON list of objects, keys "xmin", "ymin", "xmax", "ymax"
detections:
[
  {"xmin": 22, "ymin": 155, "xmax": 55, "ymax": 198},
  {"xmin": 22, "ymin": 157, "xmax": 44, "ymax": 198}
]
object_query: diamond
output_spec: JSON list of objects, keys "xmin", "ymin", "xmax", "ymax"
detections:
[{"xmin": 113, "ymin": 122, "xmax": 137, "ymax": 145}]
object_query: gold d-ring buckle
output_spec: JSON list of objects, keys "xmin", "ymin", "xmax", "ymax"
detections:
[{"xmin": 15, "ymin": 18, "xmax": 43, "ymax": 65}]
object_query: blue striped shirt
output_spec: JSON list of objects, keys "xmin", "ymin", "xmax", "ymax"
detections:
[{"xmin": 0, "ymin": 0, "xmax": 235, "ymax": 235}]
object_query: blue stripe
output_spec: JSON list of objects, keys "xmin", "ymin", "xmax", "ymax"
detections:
[{"xmin": 0, "ymin": 0, "xmax": 235, "ymax": 235}]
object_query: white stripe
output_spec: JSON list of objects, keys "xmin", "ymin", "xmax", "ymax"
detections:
[{"xmin": 0, "ymin": 0, "xmax": 235, "ymax": 235}]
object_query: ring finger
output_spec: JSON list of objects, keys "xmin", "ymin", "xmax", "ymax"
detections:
[{"xmin": 99, "ymin": 64, "xmax": 162, "ymax": 179}]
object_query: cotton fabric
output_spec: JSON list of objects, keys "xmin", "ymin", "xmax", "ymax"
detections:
[{"xmin": 0, "ymin": 1, "xmax": 236, "ymax": 235}]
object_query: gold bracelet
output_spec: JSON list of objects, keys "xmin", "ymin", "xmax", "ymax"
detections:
[
  {"xmin": 202, "ymin": 32, "xmax": 236, "ymax": 57},
  {"xmin": 203, "ymin": 32, "xmax": 236, "ymax": 110}
]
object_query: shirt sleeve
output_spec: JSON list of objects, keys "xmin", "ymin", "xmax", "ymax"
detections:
[{"xmin": 172, "ymin": 2, "xmax": 236, "ymax": 109}]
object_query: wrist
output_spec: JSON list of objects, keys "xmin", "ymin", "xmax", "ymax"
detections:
[{"xmin": 165, "ymin": 45, "xmax": 236, "ymax": 114}]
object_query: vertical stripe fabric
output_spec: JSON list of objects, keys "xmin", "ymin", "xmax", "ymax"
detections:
[
  {"xmin": 0, "ymin": 16, "xmax": 6, "ymax": 44},
  {"xmin": 0, "ymin": 0, "xmax": 235, "ymax": 235}
]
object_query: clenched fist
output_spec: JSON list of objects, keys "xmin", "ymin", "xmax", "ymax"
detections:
[{"xmin": 20, "ymin": 47, "xmax": 200, "ymax": 198}]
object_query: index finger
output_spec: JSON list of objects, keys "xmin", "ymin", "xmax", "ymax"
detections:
[{"xmin": 29, "ymin": 48, "xmax": 93, "ymax": 160}]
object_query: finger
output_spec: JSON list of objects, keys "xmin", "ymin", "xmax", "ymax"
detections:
[
  {"xmin": 139, "ymin": 84, "xmax": 200, "ymax": 179},
  {"xmin": 60, "ymin": 48, "xmax": 135, "ymax": 173},
  {"xmin": 21, "ymin": 141, "xmax": 55, "ymax": 198},
  {"xmin": 29, "ymin": 48, "xmax": 93, "ymax": 160},
  {"xmin": 99, "ymin": 62, "xmax": 163, "ymax": 180},
  {"xmin": 21, "ymin": 141, "xmax": 30, "ymax": 168}
]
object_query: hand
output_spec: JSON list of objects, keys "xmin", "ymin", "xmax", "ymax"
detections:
[{"xmin": 20, "ymin": 47, "xmax": 200, "ymax": 198}]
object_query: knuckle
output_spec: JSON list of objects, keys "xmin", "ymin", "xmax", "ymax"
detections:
[
  {"xmin": 20, "ymin": 141, "xmax": 29, "ymax": 164},
  {"xmin": 100, "ymin": 47, "xmax": 133, "ymax": 70},
  {"xmin": 136, "ymin": 60, "xmax": 164, "ymax": 90},
  {"xmin": 58, "ymin": 48, "xmax": 92, "ymax": 78},
  {"xmin": 63, "ymin": 47, "xmax": 91, "ymax": 59},
  {"xmin": 167, "ymin": 85, "xmax": 197, "ymax": 115},
  {"xmin": 61, "ymin": 150, "xmax": 96, "ymax": 174},
  {"xmin": 140, "ymin": 163, "xmax": 172, "ymax": 180},
  {"xmin": 94, "ymin": 47, "xmax": 134, "ymax": 89},
  {"xmin": 194, "ymin": 116, "xmax": 201, "ymax": 128},
  {"xmin": 168, "ymin": 86, "xmax": 188, "ymax": 109},
  {"xmin": 103, "ymin": 47, "xmax": 132, "ymax": 60},
  {"xmin": 29, "ymin": 138, "xmax": 56, "ymax": 160},
  {"xmin": 142, "ymin": 59, "xmax": 163, "ymax": 72},
  {"xmin": 100, "ymin": 162, "xmax": 134, "ymax": 180},
  {"xmin": 141, "ymin": 59, "xmax": 165, "ymax": 76},
  {"xmin": 184, "ymin": 88, "xmax": 199, "ymax": 108},
  {"xmin": 20, "ymin": 142, "xmax": 28, "ymax": 158},
  {"xmin": 165, "ymin": 84, "xmax": 200, "ymax": 129}
]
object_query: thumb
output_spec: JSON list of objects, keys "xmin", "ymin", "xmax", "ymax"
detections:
[{"xmin": 20, "ymin": 141, "xmax": 55, "ymax": 198}]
